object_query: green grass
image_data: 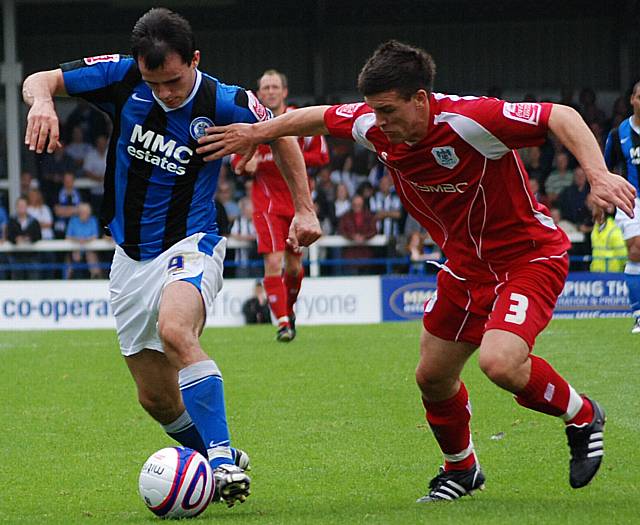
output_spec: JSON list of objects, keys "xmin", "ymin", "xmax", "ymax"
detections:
[{"xmin": 1, "ymin": 319, "xmax": 639, "ymax": 524}]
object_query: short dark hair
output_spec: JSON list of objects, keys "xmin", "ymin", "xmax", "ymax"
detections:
[
  {"xmin": 258, "ymin": 69, "xmax": 288, "ymax": 90},
  {"xmin": 131, "ymin": 8, "xmax": 195, "ymax": 69},
  {"xmin": 632, "ymin": 80, "xmax": 640, "ymax": 96},
  {"xmin": 357, "ymin": 40, "xmax": 436, "ymax": 100}
]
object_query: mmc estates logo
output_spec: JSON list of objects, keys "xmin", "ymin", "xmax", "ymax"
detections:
[{"xmin": 383, "ymin": 277, "xmax": 437, "ymax": 321}]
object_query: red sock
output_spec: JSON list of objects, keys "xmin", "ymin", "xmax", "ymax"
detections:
[
  {"xmin": 263, "ymin": 275, "xmax": 289, "ymax": 325},
  {"xmin": 283, "ymin": 266, "xmax": 304, "ymax": 317},
  {"xmin": 515, "ymin": 355, "xmax": 592, "ymax": 424},
  {"xmin": 423, "ymin": 382, "xmax": 476, "ymax": 471}
]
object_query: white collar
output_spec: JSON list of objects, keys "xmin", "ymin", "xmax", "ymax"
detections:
[
  {"xmin": 152, "ymin": 69, "xmax": 202, "ymax": 112},
  {"xmin": 629, "ymin": 116, "xmax": 640, "ymax": 135}
]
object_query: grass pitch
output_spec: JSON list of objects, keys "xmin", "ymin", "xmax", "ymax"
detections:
[{"xmin": 1, "ymin": 319, "xmax": 639, "ymax": 524}]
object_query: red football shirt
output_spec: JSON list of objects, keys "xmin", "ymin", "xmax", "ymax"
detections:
[
  {"xmin": 235, "ymin": 107, "xmax": 329, "ymax": 216},
  {"xmin": 324, "ymin": 95, "xmax": 571, "ymax": 282}
]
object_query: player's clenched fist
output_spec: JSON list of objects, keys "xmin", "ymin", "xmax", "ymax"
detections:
[{"xmin": 287, "ymin": 210, "xmax": 322, "ymax": 252}]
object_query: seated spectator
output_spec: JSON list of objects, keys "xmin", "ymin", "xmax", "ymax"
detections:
[
  {"xmin": 7, "ymin": 196, "xmax": 42, "ymax": 280},
  {"xmin": 64, "ymin": 99, "xmax": 110, "ymax": 145},
  {"xmin": 66, "ymin": 202, "xmax": 101, "ymax": 279},
  {"xmin": 520, "ymin": 146, "xmax": 546, "ymax": 183},
  {"xmin": 27, "ymin": 188, "xmax": 56, "ymax": 278},
  {"xmin": 545, "ymin": 151, "xmax": 574, "ymax": 205},
  {"xmin": 82, "ymin": 134, "xmax": 108, "ymax": 213},
  {"xmin": 557, "ymin": 166, "xmax": 591, "ymax": 231},
  {"xmin": 338, "ymin": 194, "xmax": 378, "ymax": 274},
  {"xmin": 20, "ymin": 170, "xmax": 39, "ymax": 197},
  {"xmin": 216, "ymin": 180, "xmax": 240, "ymax": 225},
  {"xmin": 38, "ymin": 144, "xmax": 75, "ymax": 206},
  {"xmin": 334, "ymin": 183, "xmax": 351, "ymax": 226},
  {"xmin": 369, "ymin": 174, "xmax": 402, "ymax": 237},
  {"xmin": 579, "ymin": 87, "xmax": 606, "ymax": 128},
  {"xmin": 608, "ymin": 95, "xmax": 631, "ymax": 130},
  {"xmin": 590, "ymin": 214, "xmax": 627, "ymax": 273},
  {"xmin": 330, "ymin": 155, "xmax": 358, "ymax": 196},
  {"xmin": 65, "ymin": 125, "xmax": 93, "ymax": 173},
  {"xmin": 54, "ymin": 172, "xmax": 82, "ymax": 239},
  {"xmin": 26, "ymin": 188, "xmax": 54, "ymax": 240},
  {"xmin": 528, "ymin": 177, "xmax": 549, "ymax": 208},
  {"xmin": 229, "ymin": 197, "xmax": 257, "ymax": 277},
  {"xmin": 550, "ymin": 206, "xmax": 579, "ymax": 236},
  {"xmin": 242, "ymin": 280, "xmax": 272, "ymax": 325}
]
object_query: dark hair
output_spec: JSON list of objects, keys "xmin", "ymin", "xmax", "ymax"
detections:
[
  {"xmin": 131, "ymin": 8, "xmax": 195, "ymax": 69},
  {"xmin": 357, "ymin": 40, "xmax": 436, "ymax": 100},
  {"xmin": 632, "ymin": 80, "xmax": 640, "ymax": 97}
]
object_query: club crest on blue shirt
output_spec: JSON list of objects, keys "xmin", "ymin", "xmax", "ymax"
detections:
[
  {"xmin": 189, "ymin": 117, "xmax": 214, "ymax": 141},
  {"xmin": 431, "ymin": 146, "xmax": 459, "ymax": 169}
]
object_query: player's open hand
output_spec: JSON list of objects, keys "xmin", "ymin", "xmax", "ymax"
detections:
[
  {"xmin": 589, "ymin": 171, "xmax": 636, "ymax": 222},
  {"xmin": 25, "ymin": 99, "xmax": 61, "ymax": 154},
  {"xmin": 197, "ymin": 123, "xmax": 257, "ymax": 163},
  {"xmin": 287, "ymin": 209, "xmax": 322, "ymax": 251}
]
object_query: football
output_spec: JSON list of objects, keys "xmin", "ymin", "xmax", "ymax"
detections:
[{"xmin": 138, "ymin": 447, "xmax": 214, "ymax": 519}]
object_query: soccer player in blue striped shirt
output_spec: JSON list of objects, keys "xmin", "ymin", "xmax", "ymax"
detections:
[
  {"xmin": 22, "ymin": 7, "xmax": 321, "ymax": 507},
  {"xmin": 604, "ymin": 81, "xmax": 640, "ymax": 334}
]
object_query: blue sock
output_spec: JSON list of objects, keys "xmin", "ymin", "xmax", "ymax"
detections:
[
  {"xmin": 624, "ymin": 262, "xmax": 640, "ymax": 316},
  {"xmin": 162, "ymin": 410, "xmax": 207, "ymax": 459},
  {"xmin": 179, "ymin": 360, "xmax": 234, "ymax": 469}
]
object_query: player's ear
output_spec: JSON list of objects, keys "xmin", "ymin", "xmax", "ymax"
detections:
[
  {"xmin": 414, "ymin": 89, "xmax": 428, "ymax": 108},
  {"xmin": 191, "ymin": 50, "xmax": 200, "ymax": 69}
]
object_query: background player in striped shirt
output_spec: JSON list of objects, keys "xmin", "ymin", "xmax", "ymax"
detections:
[
  {"xmin": 233, "ymin": 70, "xmax": 329, "ymax": 341},
  {"xmin": 198, "ymin": 40, "xmax": 635, "ymax": 501},
  {"xmin": 22, "ymin": 7, "xmax": 321, "ymax": 507},
  {"xmin": 604, "ymin": 80, "xmax": 640, "ymax": 334}
]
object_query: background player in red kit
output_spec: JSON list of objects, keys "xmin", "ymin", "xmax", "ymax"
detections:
[
  {"xmin": 199, "ymin": 41, "xmax": 636, "ymax": 500},
  {"xmin": 233, "ymin": 70, "xmax": 329, "ymax": 341}
]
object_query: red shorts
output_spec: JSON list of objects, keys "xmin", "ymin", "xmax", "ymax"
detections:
[
  {"xmin": 253, "ymin": 211, "xmax": 297, "ymax": 254},
  {"xmin": 423, "ymin": 254, "xmax": 568, "ymax": 349}
]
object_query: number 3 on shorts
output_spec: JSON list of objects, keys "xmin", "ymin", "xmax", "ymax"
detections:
[{"xmin": 504, "ymin": 292, "xmax": 528, "ymax": 325}]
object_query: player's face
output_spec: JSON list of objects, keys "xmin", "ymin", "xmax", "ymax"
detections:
[
  {"xmin": 365, "ymin": 89, "xmax": 430, "ymax": 144},
  {"xmin": 630, "ymin": 87, "xmax": 640, "ymax": 118},
  {"xmin": 257, "ymin": 74, "xmax": 288, "ymax": 113},
  {"xmin": 139, "ymin": 51, "xmax": 200, "ymax": 109}
]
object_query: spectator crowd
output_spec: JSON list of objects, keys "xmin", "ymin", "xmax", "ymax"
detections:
[{"xmin": 0, "ymin": 85, "xmax": 633, "ymax": 279}]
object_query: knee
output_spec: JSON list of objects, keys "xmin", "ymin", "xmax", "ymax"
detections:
[
  {"xmin": 478, "ymin": 347, "xmax": 516, "ymax": 386},
  {"xmin": 158, "ymin": 318, "xmax": 193, "ymax": 353},
  {"xmin": 415, "ymin": 361, "xmax": 456, "ymax": 400}
]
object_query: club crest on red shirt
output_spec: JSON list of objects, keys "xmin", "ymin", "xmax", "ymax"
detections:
[
  {"xmin": 431, "ymin": 146, "xmax": 459, "ymax": 169},
  {"xmin": 502, "ymin": 102, "xmax": 541, "ymax": 125},
  {"xmin": 83, "ymin": 54, "xmax": 120, "ymax": 66}
]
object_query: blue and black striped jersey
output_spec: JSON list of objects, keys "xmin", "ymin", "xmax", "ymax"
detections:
[
  {"xmin": 604, "ymin": 117, "xmax": 640, "ymax": 194},
  {"xmin": 61, "ymin": 54, "xmax": 271, "ymax": 261}
]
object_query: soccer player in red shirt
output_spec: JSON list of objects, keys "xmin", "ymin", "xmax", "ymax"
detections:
[
  {"xmin": 198, "ymin": 41, "xmax": 636, "ymax": 499},
  {"xmin": 233, "ymin": 70, "xmax": 329, "ymax": 342}
]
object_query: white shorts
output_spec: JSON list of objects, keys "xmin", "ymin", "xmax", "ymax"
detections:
[
  {"xmin": 615, "ymin": 197, "xmax": 640, "ymax": 240},
  {"xmin": 109, "ymin": 232, "xmax": 226, "ymax": 356}
]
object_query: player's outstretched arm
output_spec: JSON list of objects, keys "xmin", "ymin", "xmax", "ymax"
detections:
[
  {"xmin": 270, "ymin": 136, "xmax": 322, "ymax": 249},
  {"xmin": 197, "ymin": 106, "xmax": 331, "ymax": 167},
  {"xmin": 22, "ymin": 69, "xmax": 67, "ymax": 154},
  {"xmin": 548, "ymin": 104, "xmax": 636, "ymax": 221}
]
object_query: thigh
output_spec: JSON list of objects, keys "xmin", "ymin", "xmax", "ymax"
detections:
[
  {"xmin": 486, "ymin": 255, "xmax": 568, "ymax": 349},
  {"xmin": 418, "ymin": 327, "xmax": 477, "ymax": 383},
  {"xmin": 159, "ymin": 280, "xmax": 206, "ymax": 341}
]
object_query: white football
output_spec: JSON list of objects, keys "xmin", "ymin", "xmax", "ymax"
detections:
[{"xmin": 138, "ymin": 447, "xmax": 214, "ymax": 519}]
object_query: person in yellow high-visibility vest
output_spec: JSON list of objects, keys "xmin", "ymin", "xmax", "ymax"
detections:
[{"xmin": 591, "ymin": 215, "xmax": 628, "ymax": 272}]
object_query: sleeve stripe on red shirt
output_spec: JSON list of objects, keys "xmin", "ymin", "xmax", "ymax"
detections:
[
  {"xmin": 434, "ymin": 111, "xmax": 510, "ymax": 160},
  {"xmin": 352, "ymin": 113, "xmax": 377, "ymax": 151}
]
